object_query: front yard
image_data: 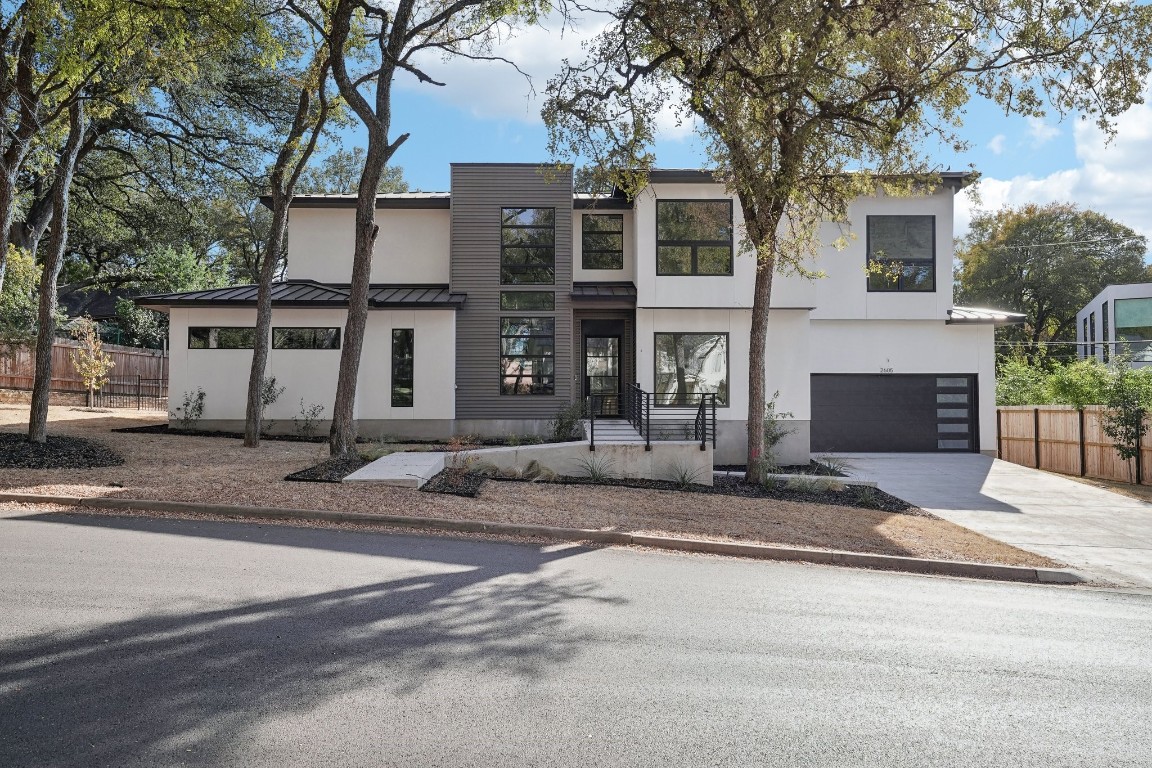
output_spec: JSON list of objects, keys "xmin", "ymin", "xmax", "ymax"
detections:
[{"xmin": 0, "ymin": 405, "xmax": 1058, "ymax": 568}]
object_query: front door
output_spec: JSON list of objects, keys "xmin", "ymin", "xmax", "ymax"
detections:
[{"xmin": 585, "ymin": 336, "xmax": 621, "ymax": 416}]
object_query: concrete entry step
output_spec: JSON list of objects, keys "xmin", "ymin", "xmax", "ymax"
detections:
[{"xmin": 343, "ymin": 451, "xmax": 445, "ymax": 489}]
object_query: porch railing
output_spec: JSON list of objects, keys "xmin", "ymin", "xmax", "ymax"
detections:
[{"xmin": 586, "ymin": 384, "xmax": 716, "ymax": 452}]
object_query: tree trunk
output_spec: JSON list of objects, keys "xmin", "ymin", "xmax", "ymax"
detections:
[
  {"xmin": 28, "ymin": 102, "xmax": 87, "ymax": 443},
  {"xmin": 745, "ymin": 250, "xmax": 776, "ymax": 482},
  {"xmin": 0, "ymin": 170, "xmax": 17, "ymax": 292},
  {"xmin": 244, "ymin": 194, "xmax": 289, "ymax": 447}
]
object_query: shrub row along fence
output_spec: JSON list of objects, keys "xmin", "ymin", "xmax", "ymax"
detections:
[
  {"xmin": 997, "ymin": 405, "xmax": 1152, "ymax": 485},
  {"xmin": 0, "ymin": 340, "xmax": 168, "ymax": 410}
]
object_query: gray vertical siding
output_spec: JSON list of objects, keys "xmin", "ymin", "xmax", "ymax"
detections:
[{"xmin": 450, "ymin": 164, "xmax": 575, "ymax": 419}]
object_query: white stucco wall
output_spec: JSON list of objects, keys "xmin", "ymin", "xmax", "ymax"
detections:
[
  {"xmin": 285, "ymin": 207, "xmax": 451, "ymax": 284},
  {"xmin": 809, "ymin": 319, "xmax": 997, "ymax": 453},
  {"xmin": 167, "ymin": 306, "xmax": 456, "ymax": 423},
  {"xmin": 571, "ymin": 209, "xmax": 636, "ymax": 283}
]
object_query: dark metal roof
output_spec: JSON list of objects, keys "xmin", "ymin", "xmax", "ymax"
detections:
[
  {"xmin": 135, "ymin": 280, "xmax": 464, "ymax": 311},
  {"xmin": 571, "ymin": 282, "xmax": 638, "ymax": 301},
  {"xmin": 947, "ymin": 306, "xmax": 1027, "ymax": 325}
]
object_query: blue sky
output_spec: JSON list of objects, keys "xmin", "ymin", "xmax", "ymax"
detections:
[{"xmin": 333, "ymin": 17, "xmax": 1152, "ymax": 240}]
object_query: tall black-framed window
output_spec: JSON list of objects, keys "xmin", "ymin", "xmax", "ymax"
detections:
[
  {"xmin": 656, "ymin": 200, "xmax": 733, "ymax": 275},
  {"xmin": 501, "ymin": 317, "xmax": 555, "ymax": 395},
  {"xmin": 188, "ymin": 327, "xmax": 256, "ymax": 349},
  {"xmin": 1102, "ymin": 301, "xmax": 1110, "ymax": 362},
  {"xmin": 1083, "ymin": 317, "xmax": 1089, "ymax": 359},
  {"xmin": 272, "ymin": 328, "xmax": 341, "ymax": 349},
  {"xmin": 1090, "ymin": 312, "xmax": 1096, "ymax": 358},
  {"xmin": 653, "ymin": 332, "xmax": 729, "ymax": 406},
  {"xmin": 391, "ymin": 329, "xmax": 414, "ymax": 407},
  {"xmin": 582, "ymin": 214, "xmax": 624, "ymax": 269},
  {"xmin": 501, "ymin": 207, "xmax": 555, "ymax": 284},
  {"xmin": 866, "ymin": 215, "xmax": 936, "ymax": 292}
]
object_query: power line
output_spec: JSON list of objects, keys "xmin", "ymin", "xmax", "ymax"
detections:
[{"xmin": 979, "ymin": 236, "xmax": 1144, "ymax": 250}]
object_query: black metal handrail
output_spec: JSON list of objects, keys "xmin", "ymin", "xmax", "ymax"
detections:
[
  {"xmin": 692, "ymin": 393, "xmax": 717, "ymax": 451},
  {"xmin": 624, "ymin": 383, "xmax": 651, "ymax": 450}
]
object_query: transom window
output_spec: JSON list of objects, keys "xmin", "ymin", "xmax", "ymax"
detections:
[
  {"xmin": 656, "ymin": 200, "xmax": 733, "ymax": 275},
  {"xmin": 582, "ymin": 214, "xmax": 624, "ymax": 270},
  {"xmin": 501, "ymin": 317, "xmax": 555, "ymax": 395},
  {"xmin": 866, "ymin": 215, "xmax": 936, "ymax": 292},
  {"xmin": 188, "ymin": 327, "xmax": 255, "ymax": 349},
  {"xmin": 654, "ymin": 332, "xmax": 728, "ymax": 406},
  {"xmin": 500, "ymin": 291, "xmax": 554, "ymax": 311},
  {"xmin": 272, "ymin": 328, "xmax": 341, "ymax": 349},
  {"xmin": 501, "ymin": 207, "xmax": 555, "ymax": 285}
]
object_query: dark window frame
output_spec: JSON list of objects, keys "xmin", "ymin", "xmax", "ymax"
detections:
[
  {"xmin": 865, "ymin": 215, "xmax": 937, "ymax": 293},
  {"xmin": 1103, "ymin": 301, "xmax": 1110, "ymax": 363},
  {"xmin": 653, "ymin": 331, "xmax": 730, "ymax": 407},
  {"xmin": 391, "ymin": 328, "xmax": 414, "ymax": 408},
  {"xmin": 271, "ymin": 327, "xmax": 341, "ymax": 350},
  {"xmin": 188, "ymin": 327, "xmax": 256, "ymax": 350},
  {"xmin": 656, "ymin": 199, "xmax": 734, "ymax": 276},
  {"xmin": 1090, "ymin": 312, "xmax": 1097, "ymax": 358},
  {"xmin": 500, "ymin": 206, "xmax": 556, "ymax": 285},
  {"xmin": 582, "ymin": 213, "xmax": 625, "ymax": 270},
  {"xmin": 499, "ymin": 291, "xmax": 555, "ymax": 311},
  {"xmin": 500, "ymin": 316, "xmax": 556, "ymax": 396}
]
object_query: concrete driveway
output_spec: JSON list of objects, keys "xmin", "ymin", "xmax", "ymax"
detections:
[{"xmin": 840, "ymin": 454, "xmax": 1152, "ymax": 589}]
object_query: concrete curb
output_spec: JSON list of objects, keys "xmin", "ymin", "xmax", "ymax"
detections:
[{"xmin": 0, "ymin": 491, "xmax": 1083, "ymax": 584}]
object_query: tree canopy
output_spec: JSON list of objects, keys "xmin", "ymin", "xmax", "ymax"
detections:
[{"xmin": 956, "ymin": 203, "xmax": 1149, "ymax": 365}]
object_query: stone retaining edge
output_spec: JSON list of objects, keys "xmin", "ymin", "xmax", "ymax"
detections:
[{"xmin": 0, "ymin": 492, "xmax": 1082, "ymax": 584}]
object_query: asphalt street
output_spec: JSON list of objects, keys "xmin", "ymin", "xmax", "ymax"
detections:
[{"xmin": 1, "ymin": 509, "xmax": 1150, "ymax": 767}]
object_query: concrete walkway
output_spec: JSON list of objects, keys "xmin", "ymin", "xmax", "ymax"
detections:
[
  {"xmin": 841, "ymin": 453, "xmax": 1152, "ymax": 589},
  {"xmin": 343, "ymin": 451, "xmax": 445, "ymax": 488}
]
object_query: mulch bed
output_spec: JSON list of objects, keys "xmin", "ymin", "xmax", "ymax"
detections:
[
  {"xmin": 113, "ymin": 423, "xmax": 333, "ymax": 443},
  {"xmin": 284, "ymin": 456, "xmax": 369, "ymax": 483},
  {"xmin": 421, "ymin": 468, "xmax": 486, "ymax": 497},
  {"xmin": 714, "ymin": 461, "xmax": 847, "ymax": 476},
  {"xmin": 0, "ymin": 432, "xmax": 125, "ymax": 469}
]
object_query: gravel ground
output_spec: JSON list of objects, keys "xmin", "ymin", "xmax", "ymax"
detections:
[{"xmin": 0, "ymin": 405, "xmax": 1060, "ymax": 567}]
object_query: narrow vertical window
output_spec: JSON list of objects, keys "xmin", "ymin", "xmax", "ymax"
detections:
[
  {"xmin": 392, "ymin": 329, "xmax": 414, "ymax": 407},
  {"xmin": 1102, "ymin": 301, "xmax": 1110, "ymax": 363},
  {"xmin": 1090, "ymin": 312, "xmax": 1096, "ymax": 358}
]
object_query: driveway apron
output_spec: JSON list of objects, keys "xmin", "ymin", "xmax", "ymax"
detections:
[{"xmin": 841, "ymin": 453, "xmax": 1152, "ymax": 589}]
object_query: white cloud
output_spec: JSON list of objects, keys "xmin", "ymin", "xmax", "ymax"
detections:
[
  {"xmin": 1026, "ymin": 116, "xmax": 1060, "ymax": 147},
  {"xmin": 987, "ymin": 134, "xmax": 1006, "ymax": 155},
  {"xmin": 957, "ymin": 99, "xmax": 1152, "ymax": 241},
  {"xmin": 397, "ymin": 10, "xmax": 697, "ymax": 142}
]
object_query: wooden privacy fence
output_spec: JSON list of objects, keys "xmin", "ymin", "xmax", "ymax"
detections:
[
  {"xmin": 0, "ymin": 339, "xmax": 167, "ymax": 395},
  {"xmin": 997, "ymin": 405, "xmax": 1152, "ymax": 485}
]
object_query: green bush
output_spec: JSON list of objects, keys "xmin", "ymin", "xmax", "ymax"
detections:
[
  {"xmin": 1048, "ymin": 359, "xmax": 1110, "ymax": 408},
  {"xmin": 996, "ymin": 357, "xmax": 1052, "ymax": 406}
]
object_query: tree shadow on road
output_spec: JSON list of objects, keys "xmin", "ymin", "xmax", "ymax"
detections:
[{"xmin": 0, "ymin": 513, "xmax": 625, "ymax": 766}]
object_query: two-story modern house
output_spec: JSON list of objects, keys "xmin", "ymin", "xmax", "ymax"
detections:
[
  {"xmin": 139, "ymin": 163, "xmax": 1008, "ymax": 465},
  {"xmin": 1077, "ymin": 284, "xmax": 1152, "ymax": 367}
]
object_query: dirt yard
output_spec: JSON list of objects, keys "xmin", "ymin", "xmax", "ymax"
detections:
[{"xmin": 0, "ymin": 405, "xmax": 1059, "ymax": 567}]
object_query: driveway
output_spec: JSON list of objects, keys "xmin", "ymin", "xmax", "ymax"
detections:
[{"xmin": 842, "ymin": 453, "xmax": 1152, "ymax": 589}]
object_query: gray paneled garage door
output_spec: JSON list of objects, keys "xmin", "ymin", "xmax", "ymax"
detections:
[{"xmin": 810, "ymin": 374, "xmax": 977, "ymax": 453}]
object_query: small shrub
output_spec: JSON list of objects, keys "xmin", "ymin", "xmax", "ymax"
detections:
[
  {"xmin": 293, "ymin": 399, "xmax": 325, "ymax": 438},
  {"xmin": 549, "ymin": 401, "xmax": 587, "ymax": 442},
  {"xmin": 785, "ymin": 476, "xmax": 837, "ymax": 494},
  {"xmin": 759, "ymin": 475, "xmax": 784, "ymax": 491},
  {"xmin": 854, "ymin": 485, "xmax": 882, "ymax": 509},
  {"xmin": 504, "ymin": 432, "xmax": 523, "ymax": 447},
  {"xmin": 68, "ymin": 316, "xmax": 115, "ymax": 406},
  {"xmin": 665, "ymin": 460, "xmax": 705, "ymax": 490},
  {"xmin": 816, "ymin": 456, "xmax": 852, "ymax": 476},
  {"xmin": 259, "ymin": 376, "xmax": 286, "ymax": 433},
  {"xmin": 762, "ymin": 390, "xmax": 795, "ymax": 466},
  {"xmin": 172, "ymin": 388, "xmax": 206, "ymax": 430},
  {"xmin": 575, "ymin": 454, "xmax": 617, "ymax": 482},
  {"xmin": 463, "ymin": 457, "xmax": 500, "ymax": 477},
  {"xmin": 522, "ymin": 459, "xmax": 557, "ymax": 482}
]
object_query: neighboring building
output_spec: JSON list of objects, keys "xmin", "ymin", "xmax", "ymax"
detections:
[
  {"xmin": 139, "ymin": 164, "xmax": 1012, "ymax": 464},
  {"xmin": 1077, "ymin": 284, "xmax": 1152, "ymax": 367}
]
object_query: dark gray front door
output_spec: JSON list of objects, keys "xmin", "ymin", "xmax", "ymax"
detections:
[
  {"xmin": 810, "ymin": 374, "xmax": 977, "ymax": 452},
  {"xmin": 585, "ymin": 336, "xmax": 621, "ymax": 416}
]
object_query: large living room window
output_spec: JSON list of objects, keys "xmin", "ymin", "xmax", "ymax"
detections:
[
  {"xmin": 582, "ymin": 214, "xmax": 624, "ymax": 269},
  {"xmin": 656, "ymin": 200, "xmax": 733, "ymax": 275},
  {"xmin": 188, "ymin": 327, "xmax": 256, "ymax": 349},
  {"xmin": 866, "ymin": 215, "xmax": 935, "ymax": 292},
  {"xmin": 392, "ymin": 329, "xmax": 414, "ymax": 407},
  {"xmin": 501, "ymin": 207, "xmax": 555, "ymax": 284},
  {"xmin": 501, "ymin": 317, "xmax": 555, "ymax": 395},
  {"xmin": 654, "ymin": 332, "xmax": 728, "ymax": 406}
]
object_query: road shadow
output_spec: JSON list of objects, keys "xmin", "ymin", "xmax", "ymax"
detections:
[
  {"xmin": 0, "ymin": 513, "xmax": 624, "ymax": 766},
  {"xmin": 833, "ymin": 453, "xmax": 1026, "ymax": 514}
]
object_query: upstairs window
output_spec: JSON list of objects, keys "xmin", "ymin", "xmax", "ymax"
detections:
[
  {"xmin": 656, "ymin": 200, "xmax": 733, "ymax": 275},
  {"xmin": 582, "ymin": 214, "xmax": 624, "ymax": 269},
  {"xmin": 188, "ymin": 327, "xmax": 256, "ymax": 349},
  {"xmin": 866, "ymin": 215, "xmax": 936, "ymax": 292},
  {"xmin": 501, "ymin": 207, "xmax": 555, "ymax": 284},
  {"xmin": 501, "ymin": 317, "xmax": 555, "ymax": 395},
  {"xmin": 1114, "ymin": 298, "xmax": 1152, "ymax": 360}
]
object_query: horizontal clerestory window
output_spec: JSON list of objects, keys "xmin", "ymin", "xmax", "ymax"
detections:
[
  {"xmin": 501, "ymin": 317, "xmax": 555, "ymax": 395},
  {"xmin": 188, "ymin": 327, "xmax": 256, "ymax": 349},
  {"xmin": 272, "ymin": 328, "xmax": 341, "ymax": 349}
]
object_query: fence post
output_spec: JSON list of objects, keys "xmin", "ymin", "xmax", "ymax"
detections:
[
  {"xmin": 1033, "ymin": 407, "xmax": 1041, "ymax": 469},
  {"xmin": 996, "ymin": 409, "xmax": 1002, "ymax": 459},
  {"xmin": 1078, "ymin": 408, "xmax": 1087, "ymax": 477},
  {"xmin": 136, "ymin": 374, "xmax": 142, "ymax": 410}
]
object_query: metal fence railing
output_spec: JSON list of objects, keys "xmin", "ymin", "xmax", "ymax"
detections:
[{"xmin": 92, "ymin": 376, "xmax": 168, "ymax": 410}]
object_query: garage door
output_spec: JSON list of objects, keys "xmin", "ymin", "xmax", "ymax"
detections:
[{"xmin": 810, "ymin": 374, "xmax": 977, "ymax": 453}]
